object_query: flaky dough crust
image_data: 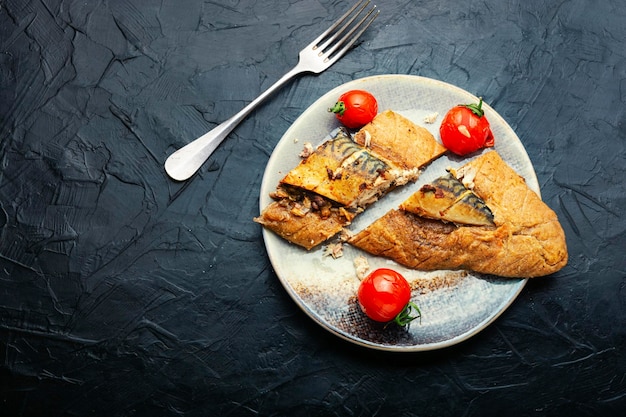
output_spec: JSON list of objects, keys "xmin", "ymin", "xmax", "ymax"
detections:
[
  {"xmin": 348, "ymin": 151, "xmax": 568, "ymax": 277},
  {"xmin": 354, "ymin": 109, "xmax": 447, "ymax": 170}
]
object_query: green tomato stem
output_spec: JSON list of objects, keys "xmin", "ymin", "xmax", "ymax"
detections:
[
  {"xmin": 393, "ymin": 301, "xmax": 422, "ymax": 327},
  {"xmin": 329, "ymin": 101, "xmax": 346, "ymax": 116},
  {"xmin": 462, "ymin": 97, "xmax": 485, "ymax": 118}
]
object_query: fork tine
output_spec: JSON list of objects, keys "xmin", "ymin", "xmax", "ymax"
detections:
[
  {"xmin": 321, "ymin": 4, "xmax": 378, "ymax": 65},
  {"xmin": 306, "ymin": 0, "xmax": 372, "ymax": 50},
  {"xmin": 306, "ymin": 1, "xmax": 362, "ymax": 49},
  {"xmin": 314, "ymin": 0, "xmax": 370, "ymax": 52}
]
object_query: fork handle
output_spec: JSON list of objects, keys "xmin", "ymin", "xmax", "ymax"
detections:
[{"xmin": 165, "ymin": 64, "xmax": 305, "ymax": 181}]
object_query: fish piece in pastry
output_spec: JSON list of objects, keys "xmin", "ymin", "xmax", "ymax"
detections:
[
  {"xmin": 400, "ymin": 174, "xmax": 495, "ymax": 227},
  {"xmin": 281, "ymin": 129, "xmax": 408, "ymax": 209}
]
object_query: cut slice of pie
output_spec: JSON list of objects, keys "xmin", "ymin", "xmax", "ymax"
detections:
[
  {"xmin": 348, "ymin": 151, "xmax": 568, "ymax": 278},
  {"xmin": 255, "ymin": 110, "xmax": 447, "ymax": 250}
]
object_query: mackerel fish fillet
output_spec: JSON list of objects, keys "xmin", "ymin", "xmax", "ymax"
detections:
[{"xmin": 400, "ymin": 174, "xmax": 495, "ymax": 226}]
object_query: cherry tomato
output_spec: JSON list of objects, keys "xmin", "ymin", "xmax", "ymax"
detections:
[
  {"xmin": 329, "ymin": 89, "xmax": 378, "ymax": 129},
  {"xmin": 439, "ymin": 98, "xmax": 495, "ymax": 156},
  {"xmin": 357, "ymin": 268, "xmax": 420, "ymax": 326}
]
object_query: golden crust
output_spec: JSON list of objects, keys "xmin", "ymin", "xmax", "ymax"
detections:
[
  {"xmin": 254, "ymin": 200, "xmax": 354, "ymax": 250},
  {"xmin": 354, "ymin": 110, "xmax": 447, "ymax": 170},
  {"xmin": 349, "ymin": 151, "xmax": 568, "ymax": 277}
]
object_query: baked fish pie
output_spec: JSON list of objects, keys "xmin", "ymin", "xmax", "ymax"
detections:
[
  {"xmin": 255, "ymin": 110, "xmax": 447, "ymax": 249},
  {"xmin": 348, "ymin": 151, "xmax": 568, "ymax": 278}
]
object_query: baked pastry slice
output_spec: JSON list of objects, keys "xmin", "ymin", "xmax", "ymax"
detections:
[
  {"xmin": 255, "ymin": 110, "xmax": 447, "ymax": 250},
  {"xmin": 348, "ymin": 151, "xmax": 568, "ymax": 277}
]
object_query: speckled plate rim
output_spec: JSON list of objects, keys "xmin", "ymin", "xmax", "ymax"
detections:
[{"xmin": 259, "ymin": 74, "xmax": 533, "ymax": 352}]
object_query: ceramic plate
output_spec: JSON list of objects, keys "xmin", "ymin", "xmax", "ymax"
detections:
[{"xmin": 259, "ymin": 74, "xmax": 535, "ymax": 351}]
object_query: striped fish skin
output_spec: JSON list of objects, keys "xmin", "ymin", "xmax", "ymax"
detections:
[
  {"xmin": 402, "ymin": 174, "xmax": 495, "ymax": 226},
  {"xmin": 327, "ymin": 132, "xmax": 389, "ymax": 179},
  {"xmin": 280, "ymin": 129, "xmax": 395, "ymax": 208},
  {"xmin": 437, "ymin": 175, "xmax": 494, "ymax": 224}
]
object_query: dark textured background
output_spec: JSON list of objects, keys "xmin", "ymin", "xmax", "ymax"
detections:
[{"xmin": 1, "ymin": 0, "xmax": 625, "ymax": 416}]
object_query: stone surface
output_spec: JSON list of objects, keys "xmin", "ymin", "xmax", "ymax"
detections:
[{"xmin": 1, "ymin": 0, "xmax": 625, "ymax": 415}]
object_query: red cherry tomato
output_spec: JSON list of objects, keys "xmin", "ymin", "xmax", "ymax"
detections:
[
  {"xmin": 440, "ymin": 98, "xmax": 495, "ymax": 156},
  {"xmin": 357, "ymin": 268, "xmax": 420, "ymax": 326},
  {"xmin": 329, "ymin": 89, "xmax": 378, "ymax": 129}
]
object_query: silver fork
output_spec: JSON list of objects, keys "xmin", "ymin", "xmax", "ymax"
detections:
[{"xmin": 164, "ymin": 0, "xmax": 379, "ymax": 181}]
